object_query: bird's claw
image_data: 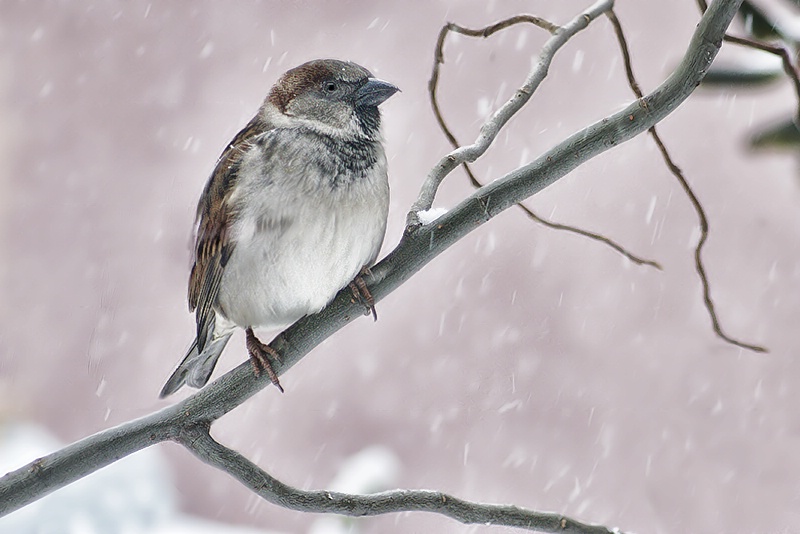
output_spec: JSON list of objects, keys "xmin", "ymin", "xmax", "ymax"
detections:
[
  {"xmin": 245, "ymin": 327, "xmax": 284, "ymax": 393},
  {"xmin": 349, "ymin": 271, "xmax": 377, "ymax": 321}
]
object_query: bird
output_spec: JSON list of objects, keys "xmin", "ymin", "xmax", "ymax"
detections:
[{"xmin": 159, "ymin": 59, "xmax": 398, "ymax": 398}]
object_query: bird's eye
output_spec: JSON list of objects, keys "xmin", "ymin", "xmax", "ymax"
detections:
[{"xmin": 323, "ymin": 81, "xmax": 338, "ymax": 94}]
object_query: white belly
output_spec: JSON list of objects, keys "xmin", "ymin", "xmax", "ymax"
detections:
[{"xmin": 215, "ymin": 182, "xmax": 388, "ymax": 330}]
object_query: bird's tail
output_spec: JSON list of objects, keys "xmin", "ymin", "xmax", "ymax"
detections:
[{"xmin": 159, "ymin": 333, "xmax": 233, "ymax": 398}]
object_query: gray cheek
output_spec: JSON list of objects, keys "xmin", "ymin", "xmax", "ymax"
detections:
[{"xmin": 288, "ymin": 96, "xmax": 352, "ymax": 130}]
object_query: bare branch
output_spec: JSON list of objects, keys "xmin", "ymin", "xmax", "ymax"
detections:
[
  {"xmin": 179, "ymin": 425, "xmax": 622, "ymax": 534},
  {"xmin": 650, "ymin": 132, "xmax": 767, "ymax": 352},
  {"xmin": 722, "ymin": 35, "xmax": 800, "ymax": 122},
  {"xmin": 517, "ymin": 206, "xmax": 663, "ymax": 269},
  {"xmin": 0, "ymin": 410, "xmax": 180, "ymax": 514},
  {"xmin": 408, "ymin": 0, "xmax": 615, "ymax": 225},
  {"xmin": 0, "ymin": 0, "xmax": 745, "ymax": 528},
  {"xmin": 606, "ymin": 8, "xmax": 767, "ymax": 353},
  {"xmin": 428, "ymin": 12, "xmax": 662, "ymax": 269}
]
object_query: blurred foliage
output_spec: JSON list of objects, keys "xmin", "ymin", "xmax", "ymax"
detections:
[
  {"xmin": 702, "ymin": 0, "xmax": 800, "ymax": 150},
  {"xmin": 750, "ymin": 117, "xmax": 800, "ymax": 148},
  {"xmin": 739, "ymin": 0, "xmax": 783, "ymax": 39}
]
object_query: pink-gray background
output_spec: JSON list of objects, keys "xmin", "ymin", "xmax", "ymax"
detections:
[{"xmin": 1, "ymin": 1, "xmax": 799, "ymax": 532}]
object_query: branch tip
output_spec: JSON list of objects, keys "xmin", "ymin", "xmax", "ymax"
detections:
[
  {"xmin": 425, "ymin": 1, "xmax": 658, "ymax": 270},
  {"xmin": 610, "ymin": 6, "xmax": 765, "ymax": 353}
]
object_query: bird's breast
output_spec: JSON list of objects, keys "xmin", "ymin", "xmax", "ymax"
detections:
[{"xmin": 216, "ymin": 152, "xmax": 389, "ymax": 330}]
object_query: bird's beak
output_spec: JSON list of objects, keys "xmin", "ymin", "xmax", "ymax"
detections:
[{"xmin": 357, "ymin": 78, "xmax": 400, "ymax": 107}]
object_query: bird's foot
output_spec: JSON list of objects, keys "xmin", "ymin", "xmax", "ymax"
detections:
[
  {"xmin": 245, "ymin": 327, "xmax": 284, "ymax": 393},
  {"xmin": 349, "ymin": 268, "xmax": 377, "ymax": 321}
]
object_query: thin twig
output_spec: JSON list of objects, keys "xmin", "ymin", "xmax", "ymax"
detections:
[
  {"xmin": 516, "ymin": 202, "xmax": 662, "ymax": 268},
  {"xmin": 606, "ymin": 8, "xmax": 767, "ymax": 353},
  {"xmin": 429, "ymin": 13, "xmax": 661, "ymax": 269},
  {"xmin": 178, "ymin": 425, "xmax": 622, "ymax": 534},
  {"xmin": 429, "ymin": 16, "xmax": 558, "ymax": 140},
  {"xmin": 722, "ymin": 35, "xmax": 800, "ymax": 122},
  {"xmin": 409, "ymin": 0, "xmax": 615, "ymax": 225}
]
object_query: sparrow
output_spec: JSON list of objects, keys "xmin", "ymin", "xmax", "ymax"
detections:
[{"xmin": 159, "ymin": 59, "xmax": 398, "ymax": 398}]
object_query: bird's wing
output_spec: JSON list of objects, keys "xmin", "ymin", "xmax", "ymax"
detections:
[{"xmin": 189, "ymin": 114, "xmax": 268, "ymax": 352}]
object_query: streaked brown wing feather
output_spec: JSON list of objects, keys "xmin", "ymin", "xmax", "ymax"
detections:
[{"xmin": 189, "ymin": 113, "xmax": 269, "ymax": 352}]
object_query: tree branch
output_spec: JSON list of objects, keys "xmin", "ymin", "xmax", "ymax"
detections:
[
  {"xmin": 428, "ymin": 12, "xmax": 662, "ymax": 269},
  {"xmin": 408, "ymin": 0, "xmax": 614, "ymax": 225},
  {"xmin": 179, "ymin": 425, "xmax": 619, "ymax": 534},
  {"xmin": 605, "ymin": 8, "xmax": 766, "ymax": 353},
  {"xmin": 0, "ymin": 0, "xmax": 745, "ymax": 531}
]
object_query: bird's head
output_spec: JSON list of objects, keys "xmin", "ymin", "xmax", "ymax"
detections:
[{"xmin": 265, "ymin": 59, "xmax": 399, "ymax": 138}]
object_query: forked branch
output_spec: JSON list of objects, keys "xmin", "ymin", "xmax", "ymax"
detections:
[
  {"xmin": 408, "ymin": 0, "xmax": 614, "ymax": 224},
  {"xmin": 179, "ymin": 425, "xmax": 620, "ymax": 534},
  {"xmin": 428, "ymin": 9, "xmax": 662, "ymax": 269}
]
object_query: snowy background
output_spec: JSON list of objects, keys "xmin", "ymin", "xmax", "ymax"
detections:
[{"xmin": 1, "ymin": 1, "xmax": 799, "ymax": 533}]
